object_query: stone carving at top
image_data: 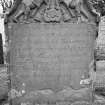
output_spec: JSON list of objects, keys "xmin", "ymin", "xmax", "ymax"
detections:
[
  {"xmin": 6, "ymin": 0, "xmax": 99, "ymax": 23},
  {"xmin": 43, "ymin": 0, "xmax": 62, "ymax": 22}
]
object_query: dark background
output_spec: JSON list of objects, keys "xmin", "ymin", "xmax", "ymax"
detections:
[{"xmin": 0, "ymin": 33, "xmax": 4, "ymax": 64}]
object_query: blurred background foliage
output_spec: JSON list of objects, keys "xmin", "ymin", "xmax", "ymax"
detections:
[{"xmin": 87, "ymin": 0, "xmax": 105, "ymax": 16}]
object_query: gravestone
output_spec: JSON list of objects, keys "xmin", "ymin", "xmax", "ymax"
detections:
[{"xmin": 6, "ymin": 0, "xmax": 98, "ymax": 104}]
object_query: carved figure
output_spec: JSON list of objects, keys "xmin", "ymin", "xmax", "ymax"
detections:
[
  {"xmin": 63, "ymin": 0, "xmax": 98, "ymax": 22},
  {"xmin": 12, "ymin": 2, "xmax": 26, "ymax": 22},
  {"xmin": 6, "ymin": 0, "xmax": 99, "ymax": 23},
  {"xmin": 11, "ymin": 0, "xmax": 43, "ymax": 22}
]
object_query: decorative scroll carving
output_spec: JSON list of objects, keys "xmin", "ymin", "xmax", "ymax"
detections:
[{"xmin": 6, "ymin": 0, "xmax": 99, "ymax": 23}]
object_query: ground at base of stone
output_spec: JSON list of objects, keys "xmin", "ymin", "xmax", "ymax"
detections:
[{"xmin": 2, "ymin": 101, "xmax": 105, "ymax": 105}]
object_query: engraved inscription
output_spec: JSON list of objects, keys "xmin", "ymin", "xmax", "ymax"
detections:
[{"xmin": 10, "ymin": 23, "xmax": 96, "ymax": 91}]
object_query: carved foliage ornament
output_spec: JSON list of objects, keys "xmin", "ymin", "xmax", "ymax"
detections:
[{"xmin": 6, "ymin": 0, "xmax": 100, "ymax": 23}]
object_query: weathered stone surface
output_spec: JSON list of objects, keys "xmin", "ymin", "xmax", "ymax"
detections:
[
  {"xmin": 0, "ymin": 65, "xmax": 8, "ymax": 99},
  {"xmin": 0, "ymin": 66, "xmax": 8, "ymax": 105},
  {"xmin": 8, "ymin": 23, "xmax": 96, "ymax": 103},
  {"xmin": 96, "ymin": 61, "xmax": 105, "ymax": 71},
  {"xmin": 71, "ymin": 101, "xmax": 90, "ymax": 105},
  {"xmin": 93, "ymin": 100, "xmax": 105, "ymax": 105}
]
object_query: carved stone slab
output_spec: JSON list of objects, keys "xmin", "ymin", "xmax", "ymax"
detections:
[{"xmin": 9, "ymin": 23, "xmax": 96, "ymax": 94}]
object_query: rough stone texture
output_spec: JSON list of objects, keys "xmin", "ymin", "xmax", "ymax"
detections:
[
  {"xmin": 97, "ymin": 16, "xmax": 105, "ymax": 45},
  {"xmin": 96, "ymin": 61, "xmax": 105, "ymax": 71},
  {"xmin": 96, "ymin": 16, "xmax": 105, "ymax": 60},
  {"xmin": 8, "ymin": 23, "xmax": 96, "ymax": 104},
  {"xmin": 0, "ymin": 65, "xmax": 8, "ymax": 101},
  {"xmin": 93, "ymin": 16, "xmax": 105, "ymax": 103},
  {"xmin": 95, "ymin": 61, "xmax": 105, "ymax": 84}
]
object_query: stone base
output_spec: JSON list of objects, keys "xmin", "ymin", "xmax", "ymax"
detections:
[{"xmin": 10, "ymin": 87, "xmax": 92, "ymax": 105}]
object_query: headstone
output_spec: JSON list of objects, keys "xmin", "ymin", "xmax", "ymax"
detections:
[{"xmin": 6, "ymin": 0, "xmax": 98, "ymax": 104}]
